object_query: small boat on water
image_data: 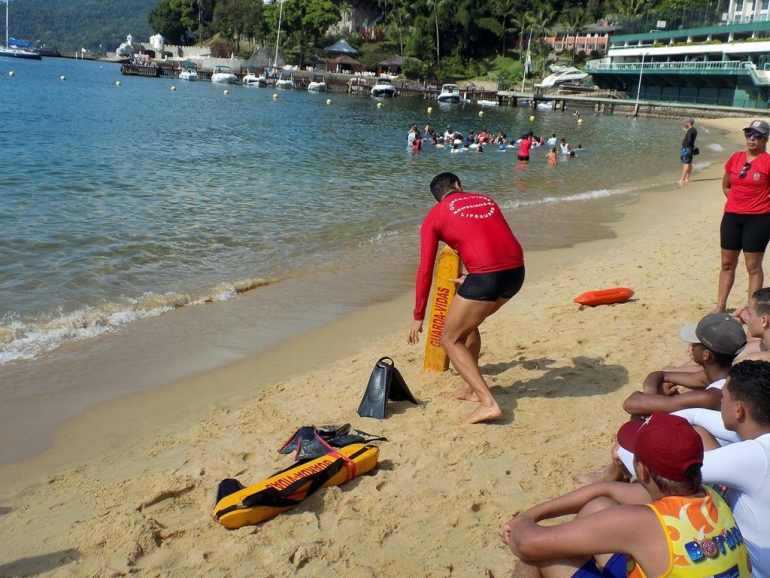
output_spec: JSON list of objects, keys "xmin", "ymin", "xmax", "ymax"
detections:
[
  {"xmin": 307, "ymin": 74, "xmax": 328, "ymax": 92},
  {"xmin": 371, "ymin": 77, "xmax": 396, "ymax": 97},
  {"xmin": 242, "ymin": 72, "xmax": 267, "ymax": 87},
  {"xmin": 0, "ymin": 1, "xmax": 41, "ymax": 60},
  {"xmin": 275, "ymin": 71, "xmax": 295, "ymax": 89},
  {"xmin": 178, "ymin": 61, "xmax": 198, "ymax": 81},
  {"xmin": 211, "ymin": 65, "xmax": 237, "ymax": 84},
  {"xmin": 437, "ymin": 84, "xmax": 469, "ymax": 104}
]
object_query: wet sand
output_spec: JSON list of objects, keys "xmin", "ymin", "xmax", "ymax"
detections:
[{"xmin": 0, "ymin": 117, "xmax": 755, "ymax": 577}]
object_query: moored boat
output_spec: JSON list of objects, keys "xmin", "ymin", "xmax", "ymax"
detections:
[
  {"xmin": 307, "ymin": 74, "xmax": 328, "ymax": 92},
  {"xmin": 178, "ymin": 61, "xmax": 198, "ymax": 81},
  {"xmin": 275, "ymin": 71, "xmax": 295, "ymax": 89},
  {"xmin": 437, "ymin": 84, "xmax": 468, "ymax": 104},
  {"xmin": 1, "ymin": 2, "xmax": 41, "ymax": 60},
  {"xmin": 211, "ymin": 65, "xmax": 237, "ymax": 84},
  {"xmin": 371, "ymin": 76, "xmax": 396, "ymax": 97}
]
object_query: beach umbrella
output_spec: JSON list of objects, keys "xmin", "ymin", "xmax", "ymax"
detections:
[{"xmin": 323, "ymin": 39, "xmax": 358, "ymax": 56}]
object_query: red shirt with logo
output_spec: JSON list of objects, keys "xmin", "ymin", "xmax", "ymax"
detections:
[
  {"xmin": 724, "ymin": 150, "xmax": 770, "ymax": 214},
  {"xmin": 413, "ymin": 192, "xmax": 524, "ymax": 320}
]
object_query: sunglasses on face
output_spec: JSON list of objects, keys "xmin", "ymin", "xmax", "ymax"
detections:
[
  {"xmin": 740, "ymin": 162, "xmax": 752, "ymax": 179},
  {"xmin": 745, "ymin": 131, "xmax": 765, "ymax": 139}
]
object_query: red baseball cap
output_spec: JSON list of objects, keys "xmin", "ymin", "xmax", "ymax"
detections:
[{"xmin": 616, "ymin": 413, "xmax": 703, "ymax": 481}]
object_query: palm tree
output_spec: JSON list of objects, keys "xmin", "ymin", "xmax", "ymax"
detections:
[
  {"xmin": 426, "ymin": 0, "xmax": 449, "ymax": 70},
  {"xmin": 524, "ymin": 2, "xmax": 556, "ymax": 77},
  {"xmin": 493, "ymin": 0, "xmax": 519, "ymax": 56},
  {"xmin": 510, "ymin": 11, "xmax": 529, "ymax": 60},
  {"xmin": 560, "ymin": 6, "xmax": 590, "ymax": 60},
  {"xmin": 380, "ymin": 0, "xmax": 413, "ymax": 56}
]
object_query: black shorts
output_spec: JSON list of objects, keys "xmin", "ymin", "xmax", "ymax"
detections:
[
  {"xmin": 517, "ymin": 155, "xmax": 530, "ymax": 161},
  {"xmin": 720, "ymin": 212, "xmax": 770, "ymax": 253},
  {"xmin": 458, "ymin": 266, "xmax": 525, "ymax": 301}
]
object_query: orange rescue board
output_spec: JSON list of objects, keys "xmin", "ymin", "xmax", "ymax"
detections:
[{"xmin": 573, "ymin": 287, "xmax": 634, "ymax": 307}]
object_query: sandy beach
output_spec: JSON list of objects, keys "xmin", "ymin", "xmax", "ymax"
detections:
[{"xmin": 0, "ymin": 117, "xmax": 756, "ymax": 577}]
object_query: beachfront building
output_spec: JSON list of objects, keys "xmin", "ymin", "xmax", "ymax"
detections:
[
  {"xmin": 544, "ymin": 22, "xmax": 622, "ymax": 57},
  {"xmin": 586, "ymin": 21, "xmax": 770, "ymax": 108}
]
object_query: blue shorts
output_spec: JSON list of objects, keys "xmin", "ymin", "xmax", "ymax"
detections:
[
  {"xmin": 572, "ymin": 553, "xmax": 627, "ymax": 578},
  {"xmin": 458, "ymin": 266, "xmax": 525, "ymax": 301},
  {"xmin": 680, "ymin": 147, "xmax": 693, "ymax": 164}
]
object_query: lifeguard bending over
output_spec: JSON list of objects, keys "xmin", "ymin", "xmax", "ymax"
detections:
[{"xmin": 407, "ymin": 172, "xmax": 525, "ymax": 424}]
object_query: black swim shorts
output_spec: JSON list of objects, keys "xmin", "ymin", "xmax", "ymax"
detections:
[
  {"xmin": 458, "ymin": 266, "xmax": 525, "ymax": 301},
  {"xmin": 720, "ymin": 212, "xmax": 770, "ymax": 253},
  {"xmin": 517, "ymin": 155, "xmax": 530, "ymax": 161}
]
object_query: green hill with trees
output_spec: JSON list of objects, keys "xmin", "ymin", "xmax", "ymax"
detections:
[
  {"xmin": 3, "ymin": 0, "xmax": 714, "ymax": 83},
  {"xmin": 2, "ymin": 0, "xmax": 156, "ymax": 52}
]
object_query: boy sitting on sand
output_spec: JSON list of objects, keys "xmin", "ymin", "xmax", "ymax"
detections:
[
  {"xmin": 503, "ymin": 413, "xmax": 752, "ymax": 578},
  {"xmin": 617, "ymin": 361, "xmax": 770, "ymax": 578},
  {"xmin": 622, "ymin": 313, "xmax": 746, "ymax": 417}
]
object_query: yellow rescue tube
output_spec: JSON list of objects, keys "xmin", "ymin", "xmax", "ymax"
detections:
[{"xmin": 213, "ymin": 443, "xmax": 379, "ymax": 529}]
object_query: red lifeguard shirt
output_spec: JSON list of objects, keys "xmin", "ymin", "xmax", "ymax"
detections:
[
  {"xmin": 724, "ymin": 150, "xmax": 770, "ymax": 214},
  {"xmin": 518, "ymin": 137, "xmax": 532, "ymax": 157},
  {"xmin": 414, "ymin": 191, "xmax": 524, "ymax": 320}
]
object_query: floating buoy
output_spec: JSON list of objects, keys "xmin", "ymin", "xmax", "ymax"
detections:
[
  {"xmin": 170, "ymin": 85, "xmax": 176, "ymax": 91},
  {"xmin": 326, "ymin": 98, "xmax": 332, "ymax": 105},
  {"xmin": 272, "ymin": 93, "xmax": 278, "ymax": 99},
  {"xmin": 529, "ymin": 115, "xmax": 535, "ymax": 121},
  {"xmin": 377, "ymin": 102, "xmax": 382, "ymax": 108},
  {"xmin": 60, "ymin": 75, "xmax": 66, "ymax": 81},
  {"xmin": 578, "ymin": 118, "xmax": 583, "ymax": 125},
  {"xmin": 573, "ymin": 287, "xmax": 634, "ymax": 307},
  {"xmin": 427, "ymin": 106, "xmax": 433, "ymax": 114},
  {"xmin": 223, "ymin": 89, "xmax": 229, "ymax": 95},
  {"xmin": 9, "ymin": 71, "xmax": 15, "ymax": 77},
  {"xmin": 479, "ymin": 110, "xmax": 484, "ymax": 117},
  {"xmin": 115, "ymin": 80, "xmax": 121, "ymax": 86}
]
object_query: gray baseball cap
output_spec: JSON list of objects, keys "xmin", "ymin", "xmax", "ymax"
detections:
[{"xmin": 680, "ymin": 313, "xmax": 747, "ymax": 355}]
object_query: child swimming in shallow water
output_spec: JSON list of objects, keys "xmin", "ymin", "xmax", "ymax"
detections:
[{"xmin": 545, "ymin": 147, "xmax": 558, "ymax": 165}]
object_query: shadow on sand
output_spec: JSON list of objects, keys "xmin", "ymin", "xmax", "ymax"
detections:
[{"xmin": 0, "ymin": 550, "xmax": 80, "ymax": 578}]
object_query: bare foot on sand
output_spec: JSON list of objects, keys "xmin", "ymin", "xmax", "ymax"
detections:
[
  {"xmin": 462, "ymin": 404, "xmax": 503, "ymax": 424},
  {"xmin": 443, "ymin": 385, "xmax": 480, "ymax": 402}
]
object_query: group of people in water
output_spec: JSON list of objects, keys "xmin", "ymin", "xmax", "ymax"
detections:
[
  {"xmin": 406, "ymin": 123, "xmax": 582, "ymax": 160},
  {"xmin": 407, "ymin": 117, "xmax": 770, "ymax": 578}
]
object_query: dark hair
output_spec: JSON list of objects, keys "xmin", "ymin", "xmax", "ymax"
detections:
[
  {"xmin": 752, "ymin": 287, "xmax": 770, "ymax": 317},
  {"xmin": 727, "ymin": 360, "xmax": 770, "ymax": 425},
  {"xmin": 430, "ymin": 172, "xmax": 460, "ymax": 201},
  {"xmin": 649, "ymin": 464, "xmax": 702, "ymax": 496},
  {"xmin": 709, "ymin": 349, "xmax": 738, "ymax": 369}
]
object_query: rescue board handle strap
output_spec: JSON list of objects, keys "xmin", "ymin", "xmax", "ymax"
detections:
[{"xmin": 237, "ymin": 446, "xmax": 370, "ymax": 510}]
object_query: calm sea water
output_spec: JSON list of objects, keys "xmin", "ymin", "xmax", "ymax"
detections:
[{"xmin": 0, "ymin": 57, "xmax": 725, "ymax": 366}]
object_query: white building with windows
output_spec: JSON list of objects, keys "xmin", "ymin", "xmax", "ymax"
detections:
[{"xmin": 727, "ymin": 0, "xmax": 770, "ymax": 23}]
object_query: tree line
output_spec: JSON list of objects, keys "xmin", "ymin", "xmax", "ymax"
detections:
[
  {"xmin": 4, "ymin": 0, "xmax": 713, "ymax": 75},
  {"xmin": 148, "ymin": 0, "xmax": 713, "ymax": 78}
]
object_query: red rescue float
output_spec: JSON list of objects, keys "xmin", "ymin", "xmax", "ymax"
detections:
[{"xmin": 573, "ymin": 287, "xmax": 634, "ymax": 307}]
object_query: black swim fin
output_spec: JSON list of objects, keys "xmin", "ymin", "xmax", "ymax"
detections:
[
  {"xmin": 278, "ymin": 426, "xmax": 335, "ymax": 460},
  {"xmin": 357, "ymin": 357, "xmax": 418, "ymax": 419}
]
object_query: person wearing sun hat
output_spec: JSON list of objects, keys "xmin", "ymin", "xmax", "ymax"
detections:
[
  {"xmin": 503, "ymin": 412, "xmax": 751, "ymax": 578},
  {"xmin": 717, "ymin": 118, "xmax": 770, "ymax": 313},
  {"xmin": 678, "ymin": 118, "xmax": 697, "ymax": 185}
]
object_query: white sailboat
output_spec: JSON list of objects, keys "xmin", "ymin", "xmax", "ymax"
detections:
[
  {"xmin": 266, "ymin": 0, "xmax": 295, "ymax": 89},
  {"xmin": 0, "ymin": 0, "xmax": 41, "ymax": 60}
]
